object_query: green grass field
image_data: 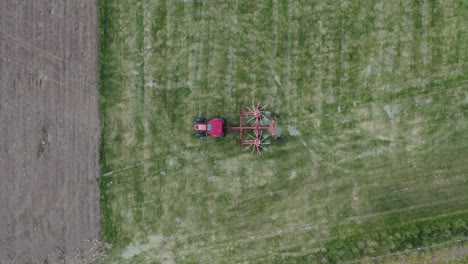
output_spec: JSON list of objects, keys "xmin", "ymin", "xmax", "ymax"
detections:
[{"xmin": 97, "ymin": 0, "xmax": 468, "ymax": 263}]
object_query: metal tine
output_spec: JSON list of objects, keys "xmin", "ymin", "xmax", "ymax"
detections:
[
  {"xmin": 260, "ymin": 113, "xmax": 270, "ymax": 121},
  {"xmin": 246, "ymin": 115, "xmax": 256, "ymax": 124},
  {"xmin": 259, "ymin": 104, "xmax": 268, "ymax": 110}
]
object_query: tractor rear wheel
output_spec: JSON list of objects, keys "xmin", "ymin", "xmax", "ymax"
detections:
[
  {"xmin": 195, "ymin": 132, "xmax": 207, "ymax": 137},
  {"xmin": 195, "ymin": 117, "xmax": 206, "ymax": 123}
]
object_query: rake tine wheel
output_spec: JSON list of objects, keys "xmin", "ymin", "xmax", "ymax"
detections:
[{"xmin": 229, "ymin": 98, "xmax": 279, "ymax": 156}]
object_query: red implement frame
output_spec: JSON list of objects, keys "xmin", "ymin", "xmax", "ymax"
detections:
[{"xmin": 228, "ymin": 99, "xmax": 279, "ymax": 156}]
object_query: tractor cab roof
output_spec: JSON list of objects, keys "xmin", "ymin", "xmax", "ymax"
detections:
[{"xmin": 207, "ymin": 118, "xmax": 224, "ymax": 137}]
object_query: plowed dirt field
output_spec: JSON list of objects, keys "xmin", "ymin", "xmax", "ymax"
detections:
[{"xmin": 0, "ymin": 1, "xmax": 100, "ymax": 263}]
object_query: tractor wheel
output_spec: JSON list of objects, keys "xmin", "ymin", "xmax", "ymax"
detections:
[
  {"xmin": 195, "ymin": 117, "xmax": 206, "ymax": 123},
  {"xmin": 195, "ymin": 132, "xmax": 207, "ymax": 137}
]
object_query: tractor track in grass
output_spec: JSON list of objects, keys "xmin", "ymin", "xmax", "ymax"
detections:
[{"xmin": 100, "ymin": 139, "xmax": 227, "ymax": 177}]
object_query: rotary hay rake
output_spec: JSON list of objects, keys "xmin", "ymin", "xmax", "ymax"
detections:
[{"xmin": 228, "ymin": 99, "xmax": 280, "ymax": 156}]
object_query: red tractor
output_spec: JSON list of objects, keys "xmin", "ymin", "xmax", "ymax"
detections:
[
  {"xmin": 193, "ymin": 117, "xmax": 225, "ymax": 137},
  {"xmin": 194, "ymin": 99, "xmax": 280, "ymax": 156}
]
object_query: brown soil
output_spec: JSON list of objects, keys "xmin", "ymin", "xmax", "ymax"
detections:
[{"xmin": 0, "ymin": 0, "xmax": 100, "ymax": 263}]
